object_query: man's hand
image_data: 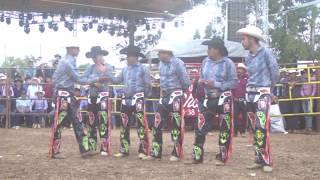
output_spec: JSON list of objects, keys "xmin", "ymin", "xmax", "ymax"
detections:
[
  {"xmin": 198, "ymin": 79, "xmax": 206, "ymax": 85},
  {"xmin": 98, "ymin": 76, "xmax": 110, "ymax": 83},
  {"xmin": 94, "ymin": 83, "xmax": 102, "ymax": 89},
  {"xmin": 272, "ymin": 95, "xmax": 279, "ymax": 104}
]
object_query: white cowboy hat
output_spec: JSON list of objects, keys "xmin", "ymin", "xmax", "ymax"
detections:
[
  {"xmin": 236, "ymin": 25, "xmax": 265, "ymax": 42},
  {"xmin": 31, "ymin": 77, "xmax": 41, "ymax": 84},
  {"xmin": 0, "ymin": 73, "xmax": 7, "ymax": 80},
  {"xmin": 237, "ymin": 63, "xmax": 247, "ymax": 70},
  {"xmin": 152, "ymin": 42, "xmax": 176, "ymax": 53},
  {"xmin": 35, "ymin": 91, "xmax": 45, "ymax": 95}
]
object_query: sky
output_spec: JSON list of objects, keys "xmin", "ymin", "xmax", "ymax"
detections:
[{"xmin": 0, "ymin": 0, "xmax": 221, "ymax": 67}]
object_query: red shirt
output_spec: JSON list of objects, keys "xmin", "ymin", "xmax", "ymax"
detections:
[
  {"xmin": 232, "ymin": 76, "xmax": 247, "ymax": 98},
  {"xmin": 44, "ymin": 83, "xmax": 54, "ymax": 98}
]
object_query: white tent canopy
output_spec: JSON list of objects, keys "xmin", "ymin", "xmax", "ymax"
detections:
[{"xmin": 147, "ymin": 39, "xmax": 248, "ymax": 59}]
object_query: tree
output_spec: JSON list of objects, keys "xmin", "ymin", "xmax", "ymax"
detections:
[
  {"xmin": 193, "ymin": 29, "xmax": 201, "ymax": 40},
  {"xmin": 269, "ymin": 0, "xmax": 320, "ymax": 63},
  {"xmin": 204, "ymin": 22, "xmax": 213, "ymax": 39}
]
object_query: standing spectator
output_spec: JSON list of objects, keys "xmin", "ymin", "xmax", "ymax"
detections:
[
  {"xmin": 27, "ymin": 77, "xmax": 43, "ymax": 100},
  {"xmin": 12, "ymin": 90, "xmax": 32, "ymax": 129},
  {"xmin": 232, "ymin": 63, "xmax": 248, "ymax": 137},
  {"xmin": 300, "ymin": 69, "xmax": 317, "ymax": 133},
  {"xmin": 44, "ymin": 77, "xmax": 54, "ymax": 109},
  {"xmin": 283, "ymin": 71, "xmax": 302, "ymax": 133},
  {"xmin": 0, "ymin": 73, "xmax": 14, "ymax": 127},
  {"xmin": 31, "ymin": 91, "xmax": 48, "ymax": 128},
  {"xmin": 23, "ymin": 77, "xmax": 31, "ymax": 90},
  {"xmin": 47, "ymin": 54, "xmax": 61, "ymax": 78},
  {"xmin": 24, "ymin": 59, "xmax": 35, "ymax": 79}
]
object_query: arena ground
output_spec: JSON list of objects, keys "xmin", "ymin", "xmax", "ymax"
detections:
[{"xmin": 0, "ymin": 128, "xmax": 319, "ymax": 180}]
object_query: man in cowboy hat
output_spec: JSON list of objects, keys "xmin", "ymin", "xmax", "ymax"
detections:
[
  {"xmin": 237, "ymin": 25, "xmax": 280, "ymax": 172},
  {"xmin": 113, "ymin": 46, "xmax": 152, "ymax": 159},
  {"xmin": 144, "ymin": 42, "xmax": 190, "ymax": 162},
  {"xmin": 50, "ymin": 40, "xmax": 110, "ymax": 159},
  {"xmin": 81, "ymin": 46, "xmax": 114, "ymax": 156},
  {"xmin": 190, "ymin": 38, "xmax": 237, "ymax": 165},
  {"xmin": 232, "ymin": 63, "xmax": 248, "ymax": 137}
]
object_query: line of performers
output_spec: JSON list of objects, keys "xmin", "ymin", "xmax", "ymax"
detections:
[{"xmin": 49, "ymin": 26, "xmax": 279, "ymax": 173}]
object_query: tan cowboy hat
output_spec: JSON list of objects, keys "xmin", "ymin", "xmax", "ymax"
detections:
[
  {"xmin": 237, "ymin": 63, "xmax": 247, "ymax": 70},
  {"xmin": 152, "ymin": 42, "xmax": 176, "ymax": 53},
  {"xmin": 237, "ymin": 25, "xmax": 265, "ymax": 42}
]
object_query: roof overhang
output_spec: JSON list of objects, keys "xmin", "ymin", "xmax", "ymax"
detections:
[{"xmin": 0, "ymin": 0, "xmax": 195, "ymax": 18}]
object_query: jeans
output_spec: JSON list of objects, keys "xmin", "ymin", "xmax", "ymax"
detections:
[{"xmin": 301, "ymin": 100, "xmax": 313, "ymax": 129}]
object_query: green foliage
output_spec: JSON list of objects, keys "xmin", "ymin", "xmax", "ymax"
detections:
[
  {"xmin": 204, "ymin": 22, "xmax": 213, "ymax": 39},
  {"xmin": 269, "ymin": 0, "xmax": 320, "ymax": 63},
  {"xmin": 193, "ymin": 29, "xmax": 201, "ymax": 40},
  {"xmin": 1, "ymin": 56, "xmax": 38, "ymax": 68}
]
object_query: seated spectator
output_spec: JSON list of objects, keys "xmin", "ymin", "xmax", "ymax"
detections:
[
  {"xmin": 12, "ymin": 90, "xmax": 32, "ymax": 129},
  {"xmin": 300, "ymin": 70, "xmax": 317, "ymax": 134},
  {"xmin": 27, "ymin": 77, "xmax": 43, "ymax": 100},
  {"xmin": 13, "ymin": 78, "xmax": 26, "ymax": 99},
  {"xmin": 31, "ymin": 91, "xmax": 48, "ymax": 128}
]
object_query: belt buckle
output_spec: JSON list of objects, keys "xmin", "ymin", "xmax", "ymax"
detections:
[{"xmin": 99, "ymin": 91, "xmax": 109, "ymax": 98}]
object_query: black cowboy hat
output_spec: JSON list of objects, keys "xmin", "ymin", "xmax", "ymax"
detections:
[
  {"xmin": 201, "ymin": 38, "xmax": 228, "ymax": 57},
  {"xmin": 86, "ymin": 46, "xmax": 109, "ymax": 58},
  {"xmin": 120, "ymin": 46, "xmax": 146, "ymax": 58}
]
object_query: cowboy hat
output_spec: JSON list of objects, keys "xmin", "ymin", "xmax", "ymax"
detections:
[
  {"xmin": 237, "ymin": 63, "xmax": 247, "ymax": 70},
  {"xmin": 120, "ymin": 46, "xmax": 145, "ymax": 58},
  {"xmin": 31, "ymin": 77, "xmax": 41, "ymax": 84},
  {"xmin": 236, "ymin": 25, "xmax": 265, "ymax": 42},
  {"xmin": 35, "ymin": 91, "xmax": 45, "ymax": 95},
  {"xmin": 152, "ymin": 42, "xmax": 176, "ymax": 53},
  {"xmin": 86, "ymin": 46, "xmax": 109, "ymax": 58},
  {"xmin": 54, "ymin": 54, "xmax": 61, "ymax": 58},
  {"xmin": 0, "ymin": 73, "xmax": 7, "ymax": 80},
  {"xmin": 201, "ymin": 38, "xmax": 228, "ymax": 57}
]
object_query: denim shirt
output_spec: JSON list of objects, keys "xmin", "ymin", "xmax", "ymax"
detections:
[
  {"xmin": 245, "ymin": 47, "xmax": 280, "ymax": 90},
  {"xmin": 159, "ymin": 56, "xmax": 190, "ymax": 92},
  {"xmin": 113, "ymin": 63, "xmax": 151, "ymax": 97},
  {"xmin": 82, "ymin": 63, "xmax": 114, "ymax": 96},
  {"xmin": 53, "ymin": 54, "xmax": 99, "ymax": 92},
  {"xmin": 201, "ymin": 56, "xmax": 237, "ymax": 93}
]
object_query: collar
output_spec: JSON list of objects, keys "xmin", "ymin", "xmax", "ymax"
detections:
[
  {"xmin": 162, "ymin": 56, "xmax": 174, "ymax": 64},
  {"xmin": 207, "ymin": 56, "xmax": 226, "ymax": 64},
  {"xmin": 249, "ymin": 46, "xmax": 264, "ymax": 57}
]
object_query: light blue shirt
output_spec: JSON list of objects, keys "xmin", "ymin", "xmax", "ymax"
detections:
[
  {"xmin": 53, "ymin": 54, "xmax": 99, "ymax": 92},
  {"xmin": 201, "ymin": 56, "xmax": 237, "ymax": 92},
  {"xmin": 159, "ymin": 56, "xmax": 190, "ymax": 92},
  {"xmin": 245, "ymin": 47, "xmax": 280, "ymax": 89},
  {"xmin": 113, "ymin": 63, "xmax": 151, "ymax": 97},
  {"xmin": 82, "ymin": 62, "xmax": 114, "ymax": 96}
]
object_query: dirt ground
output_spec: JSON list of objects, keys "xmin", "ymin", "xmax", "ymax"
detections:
[{"xmin": 0, "ymin": 128, "xmax": 319, "ymax": 180}]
